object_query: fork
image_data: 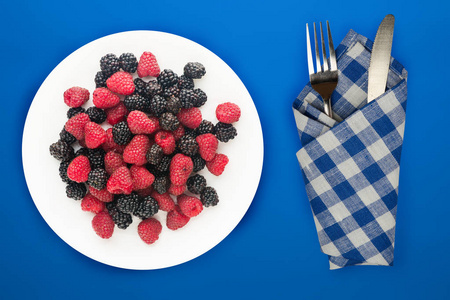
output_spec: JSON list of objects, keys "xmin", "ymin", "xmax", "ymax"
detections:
[{"xmin": 306, "ymin": 21, "xmax": 338, "ymax": 120}]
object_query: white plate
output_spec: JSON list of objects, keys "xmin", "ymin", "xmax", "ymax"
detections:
[{"xmin": 22, "ymin": 31, "xmax": 263, "ymax": 270}]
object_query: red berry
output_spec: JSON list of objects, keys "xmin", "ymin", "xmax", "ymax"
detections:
[
  {"xmin": 155, "ymin": 131, "xmax": 176, "ymax": 155},
  {"xmin": 104, "ymin": 151, "xmax": 127, "ymax": 175},
  {"xmin": 206, "ymin": 153, "xmax": 229, "ymax": 176},
  {"xmin": 130, "ymin": 165, "xmax": 155, "ymax": 190},
  {"xmin": 127, "ymin": 110, "xmax": 158, "ymax": 134},
  {"xmin": 172, "ymin": 124, "xmax": 185, "ymax": 141},
  {"xmin": 65, "ymin": 113, "xmax": 90, "ymax": 140},
  {"xmin": 92, "ymin": 211, "xmax": 114, "ymax": 239},
  {"xmin": 177, "ymin": 107, "xmax": 202, "ymax": 129},
  {"xmin": 106, "ymin": 71, "xmax": 135, "ymax": 95},
  {"xmin": 93, "ymin": 87, "xmax": 120, "ymax": 109},
  {"xmin": 123, "ymin": 135, "xmax": 150, "ymax": 166},
  {"xmin": 136, "ymin": 186, "xmax": 154, "ymax": 197},
  {"xmin": 169, "ymin": 153, "xmax": 193, "ymax": 185},
  {"xmin": 167, "ymin": 205, "xmax": 190, "ymax": 230},
  {"xmin": 67, "ymin": 155, "xmax": 91, "ymax": 183},
  {"xmin": 216, "ymin": 102, "xmax": 241, "ymax": 123},
  {"xmin": 84, "ymin": 121, "xmax": 106, "ymax": 149},
  {"xmin": 89, "ymin": 186, "xmax": 114, "ymax": 203},
  {"xmin": 177, "ymin": 194, "xmax": 203, "ymax": 217},
  {"xmin": 102, "ymin": 128, "xmax": 126, "ymax": 153},
  {"xmin": 137, "ymin": 51, "xmax": 161, "ymax": 78},
  {"xmin": 151, "ymin": 191, "xmax": 175, "ymax": 212},
  {"xmin": 105, "ymin": 102, "xmax": 128, "ymax": 125},
  {"xmin": 196, "ymin": 133, "xmax": 218, "ymax": 161},
  {"xmin": 138, "ymin": 218, "xmax": 162, "ymax": 244},
  {"xmin": 81, "ymin": 194, "xmax": 105, "ymax": 213},
  {"xmin": 107, "ymin": 166, "xmax": 133, "ymax": 194},
  {"xmin": 64, "ymin": 87, "xmax": 89, "ymax": 108},
  {"xmin": 168, "ymin": 183, "xmax": 186, "ymax": 196}
]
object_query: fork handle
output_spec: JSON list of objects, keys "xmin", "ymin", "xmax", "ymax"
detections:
[{"xmin": 323, "ymin": 97, "xmax": 333, "ymax": 119}]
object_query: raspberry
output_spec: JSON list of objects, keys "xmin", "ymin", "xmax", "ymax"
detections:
[
  {"xmin": 192, "ymin": 154, "xmax": 206, "ymax": 172},
  {"xmin": 186, "ymin": 174, "xmax": 206, "ymax": 194},
  {"xmin": 138, "ymin": 218, "xmax": 162, "ymax": 244},
  {"xmin": 157, "ymin": 69, "xmax": 179, "ymax": 88},
  {"xmin": 112, "ymin": 121, "xmax": 133, "ymax": 145},
  {"xmin": 193, "ymin": 88, "xmax": 207, "ymax": 107},
  {"xmin": 178, "ymin": 75, "xmax": 194, "ymax": 89},
  {"xmin": 130, "ymin": 165, "xmax": 155, "ymax": 190},
  {"xmin": 92, "ymin": 211, "xmax": 115, "ymax": 239},
  {"xmin": 81, "ymin": 194, "xmax": 105, "ymax": 214},
  {"xmin": 67, "ymin": 155, "xmax": 91, "ymax": 183},
  {"xmin": 196, "ymin": 133, "xmax": 218, "ymax": 161},
  {"xmin": 155, "ymin": 131, "xmax": 176, "ymax": 155},
  {"xmin": 108, "ymin": 206, "xmax": 133, "ymax": 229},
  {"xmin": 106, "ymin": 71, "xmax": 135, "ymax": 95},
  {"xmin": 184, "ymin": 62, "xmax": 206, "ymax": 79},
  {"xmin": 150, "ymin": 95, "xmax": 167, "ymax": 116},
  {"xmin": 100, "ymin": 53, "xmax": 121, "ymax": 77},
  {"xmin": 134, "ymin": 197, "xmax": 159, "ymax": 219},
  {"xmin": 65, "ymin": 113, "xmax": 90, "ymax": 140},
  {"xmin": 196, "ymin": 120, "xmax": 214, "ymax": 135},
  {"xmin": 177, "ymin": 107, "xmax": 202, "ymax": 129},
  {"xmin": 124, "ymin": 94, "xmax": 150, "ymax": 112},
  {"xmin": 166, "ymin": 95, "xmax": 182, "ymax": 115},
  {"xmin": 127, "ymin": 110, "xmax": 158, "ymax": 134},
  {"xmin": 200, "ymin": 186, "xmax": 219, "ymax": 207},
  {"xmin": 169, "ymin": 153, "xmax": 193, "ymax": 185},
  {"xmin": 95, "ymin": 71, "xmax": 108, "ymax": 88},
  {"xmin": 152, "ymin": 176, "xmax": 170, "ymax": 194},
  {"xmin": 168, "ymin": 183, "xmax": 186, "ymax": 196},
  {"xmin": 166, "ymin": 205, "xmax": 190, "ymax": 230},
  {"xmin": 87, "ymin": 168, "xmax": 108, "ymax": 190},
  {"xmin": 59, "ymin": 161, "xmax": 72, "ymax": 183},
  {"xmin": 136, "ymin": 186, "xmax": 154, "ymax": 197},
  {"xmin": 119, "ymin": 52, "xmax": 138, "ymax": 73},
  {"xmin": 86, "ymin": 107, "xmax": 107, "ymax": 124},
  {"xmin": 105, "ymin": 102, "xmax": 128, "ymax": 125},
  {"xmin": 178, "ymin": 194, "xmax": 203, "ymax": 217},
  {"xmin": 107, "ymin": 166, "xmax": 133, "ymax": 195},
  {"xmin": 102, "ymin": 128, "xmax": 126, "ymax": 153},
  {"xmin": 179, "ymin": 89, "xmax": 196, "ymax": 109},
  {"xmin": 63, "ymin": 87, "xmax": 89, "ymax": 108},
  {"xmin": 177, "ymin": 135, "xmax": 198, "ymax": 157},
  {"xmin": 216, "ymin": 102, "xmax": 241, "ymax": 123},
  {"xmin": 146, "ymin": 143, "xmax": 164, "ymax": 165},
  {"xmin": 123, "ymin": 135, "xmax": 150, "ymax": 166},
  {"xmin": 172, "ymin": 124, "xmax": 185, "ymax": 141},
  {"xmin": 206, "ymin": 153, "xmax": 229, "ymax": 176},
  {"xmin": 67, "ymin": 107, "xmax": 85, "ymax": 119},
  {"xmin": 66, "ymin": 182, "xmax": 87, "ymax": 200},
  {"xmin": 104, "ymin": 151, "xmax": 126, "ymax": 175},
  {"xmin": 159, "ymin": 112, "xmax": 179, "ymax": 131},
  {"xmin": 151, "ymin": 191, "xmax": 175, "ymax": 211},
  {"xmin": 89, "ymin": 186, "xmax": 114, "ymax": 203},
  {"xmin": 137, "ymin": 51, "xmax": 160, "ymax": 78},
  {"xmin": 116, "ymin": 193, "xmax": 139, "ymax": 214},
  {"xmin": 84, "ymin": 121, "xmax": 107, "ymax": 149},
  {"xmin": 49, "ymin": 140, "xmax": 74, "ymax": 161},
  {"xmin": 87, "ymin": 148, "xmax": 106, "ymax": 169},
  {"xmin": 214, "ymin": 122, "xmax": 237, "ymax": 142},
  {"xmin": 92, "ymin": 87, "xmax": 121, "ymax": 109}
]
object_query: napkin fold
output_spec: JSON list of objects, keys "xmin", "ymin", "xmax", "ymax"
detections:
[{"xmin": 293, "ymin": 30, "xmax": 407, "ymax": 269}]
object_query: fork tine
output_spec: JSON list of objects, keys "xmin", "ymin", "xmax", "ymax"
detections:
[
  {"xmin": 306, "ymin": 24, "xmax": 315, "ymax": 75},
  {"xmin": 319, "ymin": 22, "xmax": 329, "ymax": 71},
  {"xmin": 313, "ymin": 23, "xmax": 322, "ymax": 72},
  {"xmin": 327, "ymin": 21, "xmax": 337, "ymax": 71}
]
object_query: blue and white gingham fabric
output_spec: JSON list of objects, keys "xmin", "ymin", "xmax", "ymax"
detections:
[{"xmin": 293, "ymin": 30, "xmax": 408, "ymax": 269}]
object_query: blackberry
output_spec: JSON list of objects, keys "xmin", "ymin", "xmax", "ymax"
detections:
[
  {"xmin": 147, "ymin": 80, "xmax": 163, "ymax": 97},
  {"xmin": 134, "ymin": 196, "xmax": 159, "ymax": 219},
  {"xmin": 157, "ymin": 69, "xmax": 179, "ymax": 88},
  {"xmin": 179, "ymin": 88, "xmax": 196, "ymax": 109},
  {"xmin": 187, "ymin": 174, "xmax": 207, "ymax": 194},
  {"xmin": 116, "ymin": 193, "xmax": 139, "ymax": 214},
  {"xmin": 177, "ymin": 135, "xmax": 198, "ymax": 157},
  {"xmin": 163, "ymin": 85, "xmax": 180, "ymax": 98},
  {"xmin": 184, "ymin": 127, "xmax": 197, "ymax": 139},
  {"xmin": 66, "ymin": 182, "xmax": 87, "ymax": 200},
  {"xmin": 100, "ymin": 53, "xmax": 121, "ymax": 77},
  {"xmin": 49, "ymin": 140, "xmax": 74, "ymax": 161},
  {"xmin": 94, "ymin": 71, "xmax": 108, "ymax": 88},
  {"xmin": 166, "ymin": 96, "xmax": 182, "ymax": 115},
  {"xmin": 156, "ymin": 156, "xmax": 171, "ymax": 174},
  {"xmin": 134, "ymin": 78, "xmax": 150, "ymax": 97},
  {"xmin": 149, "ymin": 95, "xmax": 167, "ymax": 116},
  {"xmin": 159, "ymin": 112, "xmax": 180, "ymax": 131},
  {"xmin": 86, "ymin": 107, "xmax": 107, "ymax": 124},
  {"xmin": 184, "ymin": 62, "xmax": 206, "ymax": 79},
  {"xmin": 200, "ymin": 186, "xmax": 219, "ymax": 207},
  {"xmin": 196, "ymin": 120, "xmax": 214, "ymax": 135},
  {"xmin": 178, "ymin": 75, "xmax": 194, "ymax": 89},
  {"xmin": 59, "ymin": 161, "xmax": 72, "ymax": 183},
  {"xmin": 119, "ymin": 53, "xmax": 138, "ymax": 73},
  {"xmin": 146, "ymin": 143, "xmax": 164, "ymax": 165},
  {"xmin": 87, "ymin": 168, "xmax": 108, "ymax": 190},
  {"xmin": 112, "ymin": 121, "xmax": 133, "ymax": 145},
  {"xmin": 214, "ymin": 122, "xmax": 237, "ymax": 142},
  {"xmin": 153, "ymin": 176, "xmax": 169, "ymax": 194},
  {"xmin": 67, "ymin": 107, "xmax": 85, "ymax": 119},
  {"xmin": 193, "ymin": 88, "xmax": 207, "ymax": 107},
  {"xmin": 75, "ymin": 147, "xmax": 89, "ymax": 157},
  {"xmin": 109, "ymin": 206, "xmax": 133, "ymax": 229},
  {"xmin": 124, "ymin": 94, "xmax": 150, "ymax": 112},
  {"xmin": 105, "ymin": 198, "xmax": 117, "ymax": 212},
  {"xmin": 192, "ymin": 154, "xmax": 206, "ymax": 172},
  {"xmin": 59, "ymin": 128, "xmax": 76, "ymax": 145},
  {"xmin": 87, "ymin": 148, "xmax": 106, "ymax": 169}
]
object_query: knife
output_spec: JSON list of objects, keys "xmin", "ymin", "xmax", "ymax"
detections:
[{"xmin": 367, "ymin": 14, "xmax": 395, "ymax": 102}]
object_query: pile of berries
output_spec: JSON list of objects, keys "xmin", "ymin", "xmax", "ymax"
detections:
[{"xmin": 49, "ymin": 51, "xmax": 241, "ymax": 244}]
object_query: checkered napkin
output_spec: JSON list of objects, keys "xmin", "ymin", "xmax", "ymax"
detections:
[{"xmin": 292, "ymin": 30, "xmax": 408, "ymax": 269}]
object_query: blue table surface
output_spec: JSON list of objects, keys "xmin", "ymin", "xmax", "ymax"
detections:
[{"xmin": 2, "ymin": 0, "xmax": 449, "ymax": 299}]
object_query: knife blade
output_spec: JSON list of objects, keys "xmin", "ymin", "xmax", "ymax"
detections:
[{"xmin": 367, "ymin": 14, "xmax": 395, "ymax": 102}]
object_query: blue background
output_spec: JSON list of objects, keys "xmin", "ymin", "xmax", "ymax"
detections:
[{"xmin": 2, "ymin": 0, "xmax": 449, "ymax": 299}]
